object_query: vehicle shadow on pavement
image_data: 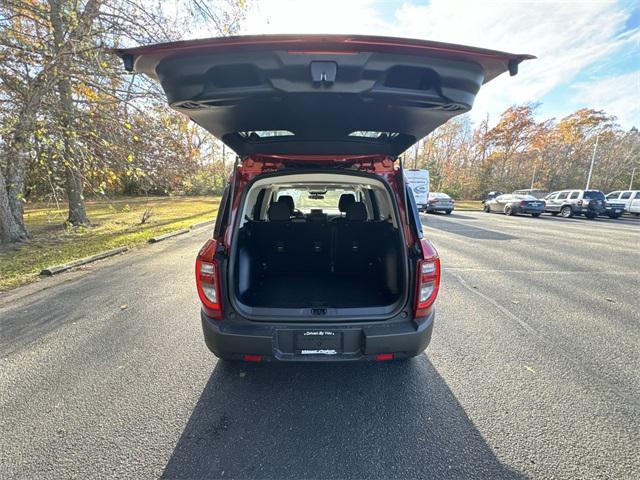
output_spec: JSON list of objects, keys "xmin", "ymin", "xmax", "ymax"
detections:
[{"xmin": 161, "ymin": 356, "xmax": 524, "ymax": 479}]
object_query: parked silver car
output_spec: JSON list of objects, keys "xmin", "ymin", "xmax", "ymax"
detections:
[
  {"xmin": 544, "ymin": 190, "xmax": 618, "ymax": 219},
  {"xmin": 426, "ymin": 192, "xmax": 455, "ymax": 214},
  {"xmin": 484, "ymin": 194, "xmax": 545, "ymax": 216}
]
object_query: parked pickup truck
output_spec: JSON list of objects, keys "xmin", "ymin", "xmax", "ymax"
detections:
[
  {"xmin": 606, "ymin": 190, "xmax": 640, "ymax": 216},
  {"xmin": 116, "ymin": 34, "xmax": 532, "ymax": 362}
]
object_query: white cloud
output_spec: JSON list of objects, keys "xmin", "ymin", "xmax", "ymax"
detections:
[
  {"xmin": 570, "ymin": 71, "xmax": 640, "ymax": 128},
  {"xmin": 393, "ymin": 0, "xmax": 638, "ymax": 125},
  {"xmin": 236, "ymin": 0, "xmax": 638, "ymax": 126},
  {"xmin": 240, "ymin": 0, "xmax": 389, "ymax": 36}
]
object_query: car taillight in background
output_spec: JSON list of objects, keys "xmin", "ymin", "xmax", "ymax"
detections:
[
  {"xmin": 519, "ymin": 200, "xmax": 526, "ymax": 207},
  {"xmin": 415, "ymin": 239, "xmax": 441, "ymax": 318},
  {"xmin": 577, "ymin": 200, "xmax": 583, "ymax": 206},
  {"xmin": 196, "ymin": 239, "xmax": 222, "ymax": 319}
]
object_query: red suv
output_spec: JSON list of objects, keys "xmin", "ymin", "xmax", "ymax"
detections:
[{"xmin": 117, "ymin": 35, "xmax": 531, "ymax": 362}]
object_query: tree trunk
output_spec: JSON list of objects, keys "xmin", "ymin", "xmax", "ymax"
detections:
[
  {"xmin": 0, "ymin": 0, "xmax": 102, "ymax": 243},
  {"xmin": 50, "ymin": 0, "xmax": 91, "ymax": 226},
  {"xmin": 0, "ymin": 169, "xmax": 29, "ymax": 243}
]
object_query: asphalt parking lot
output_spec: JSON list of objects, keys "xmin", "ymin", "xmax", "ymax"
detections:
[{"xmin": 1, "ymin": 211, "xmax": 638, "ymax": 479}]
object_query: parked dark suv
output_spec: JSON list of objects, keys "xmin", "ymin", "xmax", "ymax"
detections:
[
  {"xmin": 117, "ymin": 35, "xmax": 531, "ymax": 361},
  {"xmin": 544, "ymin": 190, "xmax": 610, "ymax": 218}
]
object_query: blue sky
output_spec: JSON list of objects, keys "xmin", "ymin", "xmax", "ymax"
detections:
[{"xmin": 187, "ymin": 0, "xmax": 640, "ymax": 129}]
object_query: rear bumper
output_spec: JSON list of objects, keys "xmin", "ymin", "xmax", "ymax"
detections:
[
  {"xmin": 518, "ymin": 207, "xmax": 544, "ymax": 214},
  {"xmin": 575, "ymin": 206, "xmax": 605, "ymax": 215},
  {"xmin": 426, "ymin": 205, "xmax": 453, "ymax": 212},
  {"xmin": 201, "ymin": 310, "xmax": 434, "ymax": 362}
]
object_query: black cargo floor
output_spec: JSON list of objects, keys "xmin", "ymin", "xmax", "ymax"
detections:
[{"xmin": 241, "ymin": 273, "xmax": 395, "ymax": 308}]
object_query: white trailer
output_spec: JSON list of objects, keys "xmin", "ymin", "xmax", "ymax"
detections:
[{"xmin": 405, "ymin": 169, "xmax": 430, "ymax": 210}]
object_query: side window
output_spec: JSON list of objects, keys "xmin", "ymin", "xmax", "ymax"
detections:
[
  {"xmin": 252, "ymin": 188, "xmax": 266, "ymax": 219},
  {"xmin": 406, "ymin": 185, "xmax": 423, "ymax": 239},
  {"xmin": 606, "ymin": 192, "xmax": 620, "ymax": 200},
  {"xmin": 213, "ymin": 185, "xmax": 231, "ymax": 239},
  {"xmin": 368, "ymin": 189, "xmax": 381, "ymax": 220},
  {"xmin": 569, "ymin": 191, "xmax": 580, "ymax": 199},
  {"xmin": 635, "ymin": 192, "xmax": 640, "ymax": 199},
  {"xmin": 557, "ymin": 192, "xmax": 569, "ymax": 200},
  {"xmin": 620, "ymin": 192, "xmax": 632, "ymax": 199},
  {"xmin": 546, "ymin": 193, "xmax": 558, "ymax": 200}
]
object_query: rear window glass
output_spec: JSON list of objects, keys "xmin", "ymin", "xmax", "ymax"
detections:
[
  {"xmin": 583, "ymin": 191, "xmax": 605, "ymax": 200},
  {"xmin": 348, "ymin": 131, "xmax": 400, "ymax": 138},
  {"xmin": 239, "ymin": 130, "xmax": 294, "ymax": 138},
  {"xmin": 569, "ymin": 192, "xmax": 580, "ymax": 199},
  {"xmin": 276, "ymin": 188, "xmax": 356, "ymax": 214}
]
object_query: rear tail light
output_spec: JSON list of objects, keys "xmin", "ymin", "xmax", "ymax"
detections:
[
  {"xmin": 375, "ymin": 353, "xmax": 394, "ymax": 361},
  {"xmin": 577, "ymin": 200, "xmax": 583, "ymax": 206},
  {"xmin": 196, "ymin": 239, "xmax": 222, "ymax": 319},
  {"xmin": 415, "ymin": 239, "xmax": 441, "ymax": 318},
  {"xmin": 243, "ymin": 354, "xmax": 263, "ymax": 362},
  {"xmin": 519, "ymin": 200, "xmax": 525, "ymax": 207}
]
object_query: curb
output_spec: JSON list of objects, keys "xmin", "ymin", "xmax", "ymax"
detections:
[
  {"xmin": 40, "ymin": 247, "xmax": 128, "ymax": 276},
  {"xmin": 190, "ymin": 219, "xmax": 215, "ymax": 230},
  {"xmin": 148, "ymin": 229, "xmax": 190, "ymax": 243}
]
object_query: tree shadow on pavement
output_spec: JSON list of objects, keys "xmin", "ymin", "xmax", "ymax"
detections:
[
  {"xmin": 422, "ymin": 217, "xmax": 517, "ymax": 241},
  {"xmin": 161, "ymin": 356, "xmax": 524, "ymax": 480}
]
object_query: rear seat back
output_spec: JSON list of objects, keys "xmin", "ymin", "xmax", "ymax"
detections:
[
  {"xmin": 333, "ymin": 202, "xmax": 394, "ymax": 273},
  {"xmin": 243, "ymin": 200, "xmax": 393, "ymax": 276}
]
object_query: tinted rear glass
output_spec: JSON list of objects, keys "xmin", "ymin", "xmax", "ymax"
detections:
[{"xmin": 583, "ymin": 191, "xmax": 605, "ymax": 200}]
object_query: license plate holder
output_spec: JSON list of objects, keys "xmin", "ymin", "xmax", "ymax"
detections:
[{"xmin": 295, "ymin": 331, "xmax": 342, "ymax": 355}]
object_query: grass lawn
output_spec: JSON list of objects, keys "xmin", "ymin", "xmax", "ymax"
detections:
[
  {"xmin": 455, "ymin": 200, "xmax": 483, "ymax": 211},
  {"xmin": 0, "ymin": 196, "xmax": 220, "ymax": 291}
]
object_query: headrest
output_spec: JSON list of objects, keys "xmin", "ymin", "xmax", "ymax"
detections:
[
  {"xmin": 278, "ymin": 195, "xmax": 295, "ymax": 213},
  {"xmin": 338, "ymin": 193, "xmax": 356, "ymax": 213},
  {"xmin": 268, "ymin": 201, "xmax": 291, "ymax": 221},
  {"xmin": 308, "ymin": 209, "xmax": 326, "ymax": 222},
  {"xmin": 345, "ymin": 202, "xmax": 367, "ymax": 222}
]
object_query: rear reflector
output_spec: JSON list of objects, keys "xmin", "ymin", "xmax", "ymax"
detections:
[
  {"xmin": 243, "ymin": 355, "xmax": 263, "ymax": 362},
  {"xmin": 376, "ymin": 353, "xmax": 394, "ymax": 361}
]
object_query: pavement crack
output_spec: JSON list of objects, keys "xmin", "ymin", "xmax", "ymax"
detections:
[{"xmin": 449, "ymin": 272, "xmax": 640, "ymax": 409}]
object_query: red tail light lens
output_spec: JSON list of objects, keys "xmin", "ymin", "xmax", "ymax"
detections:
[
  {"xmin": 519, "ymin": 200, "xmax": 525, "ymax": 207},
  {"xmin": 577, "ymin": 200, "xmax": 583, "ymax": 206},
  {"xmin": 196, "ymin": 239, "xmax": 222, "ymax": 319},
  {"xmin": 415, "ymin": 239, "xmax": 441, "ymax": 318},
  {"xmin": 376, "ymin": 353, "xmax": 394, "ymax": 361}
]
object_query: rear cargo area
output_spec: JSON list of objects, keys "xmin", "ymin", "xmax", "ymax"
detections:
[
  {"xmin": 229, "ymin": 171, "xmax": 407, "ymax": 316},
  {"xmin": 233, "ymin": 214, "xmax": 403, "ymax": 311}
]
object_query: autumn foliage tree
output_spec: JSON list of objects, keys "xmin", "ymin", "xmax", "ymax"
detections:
[
  {"xmin": 412, "ymin": 106, "xmax": 639, "ymax": 199},
  {"xmin": 0, "ymin": 0, "xmax": 245, "ymax": 244}
]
